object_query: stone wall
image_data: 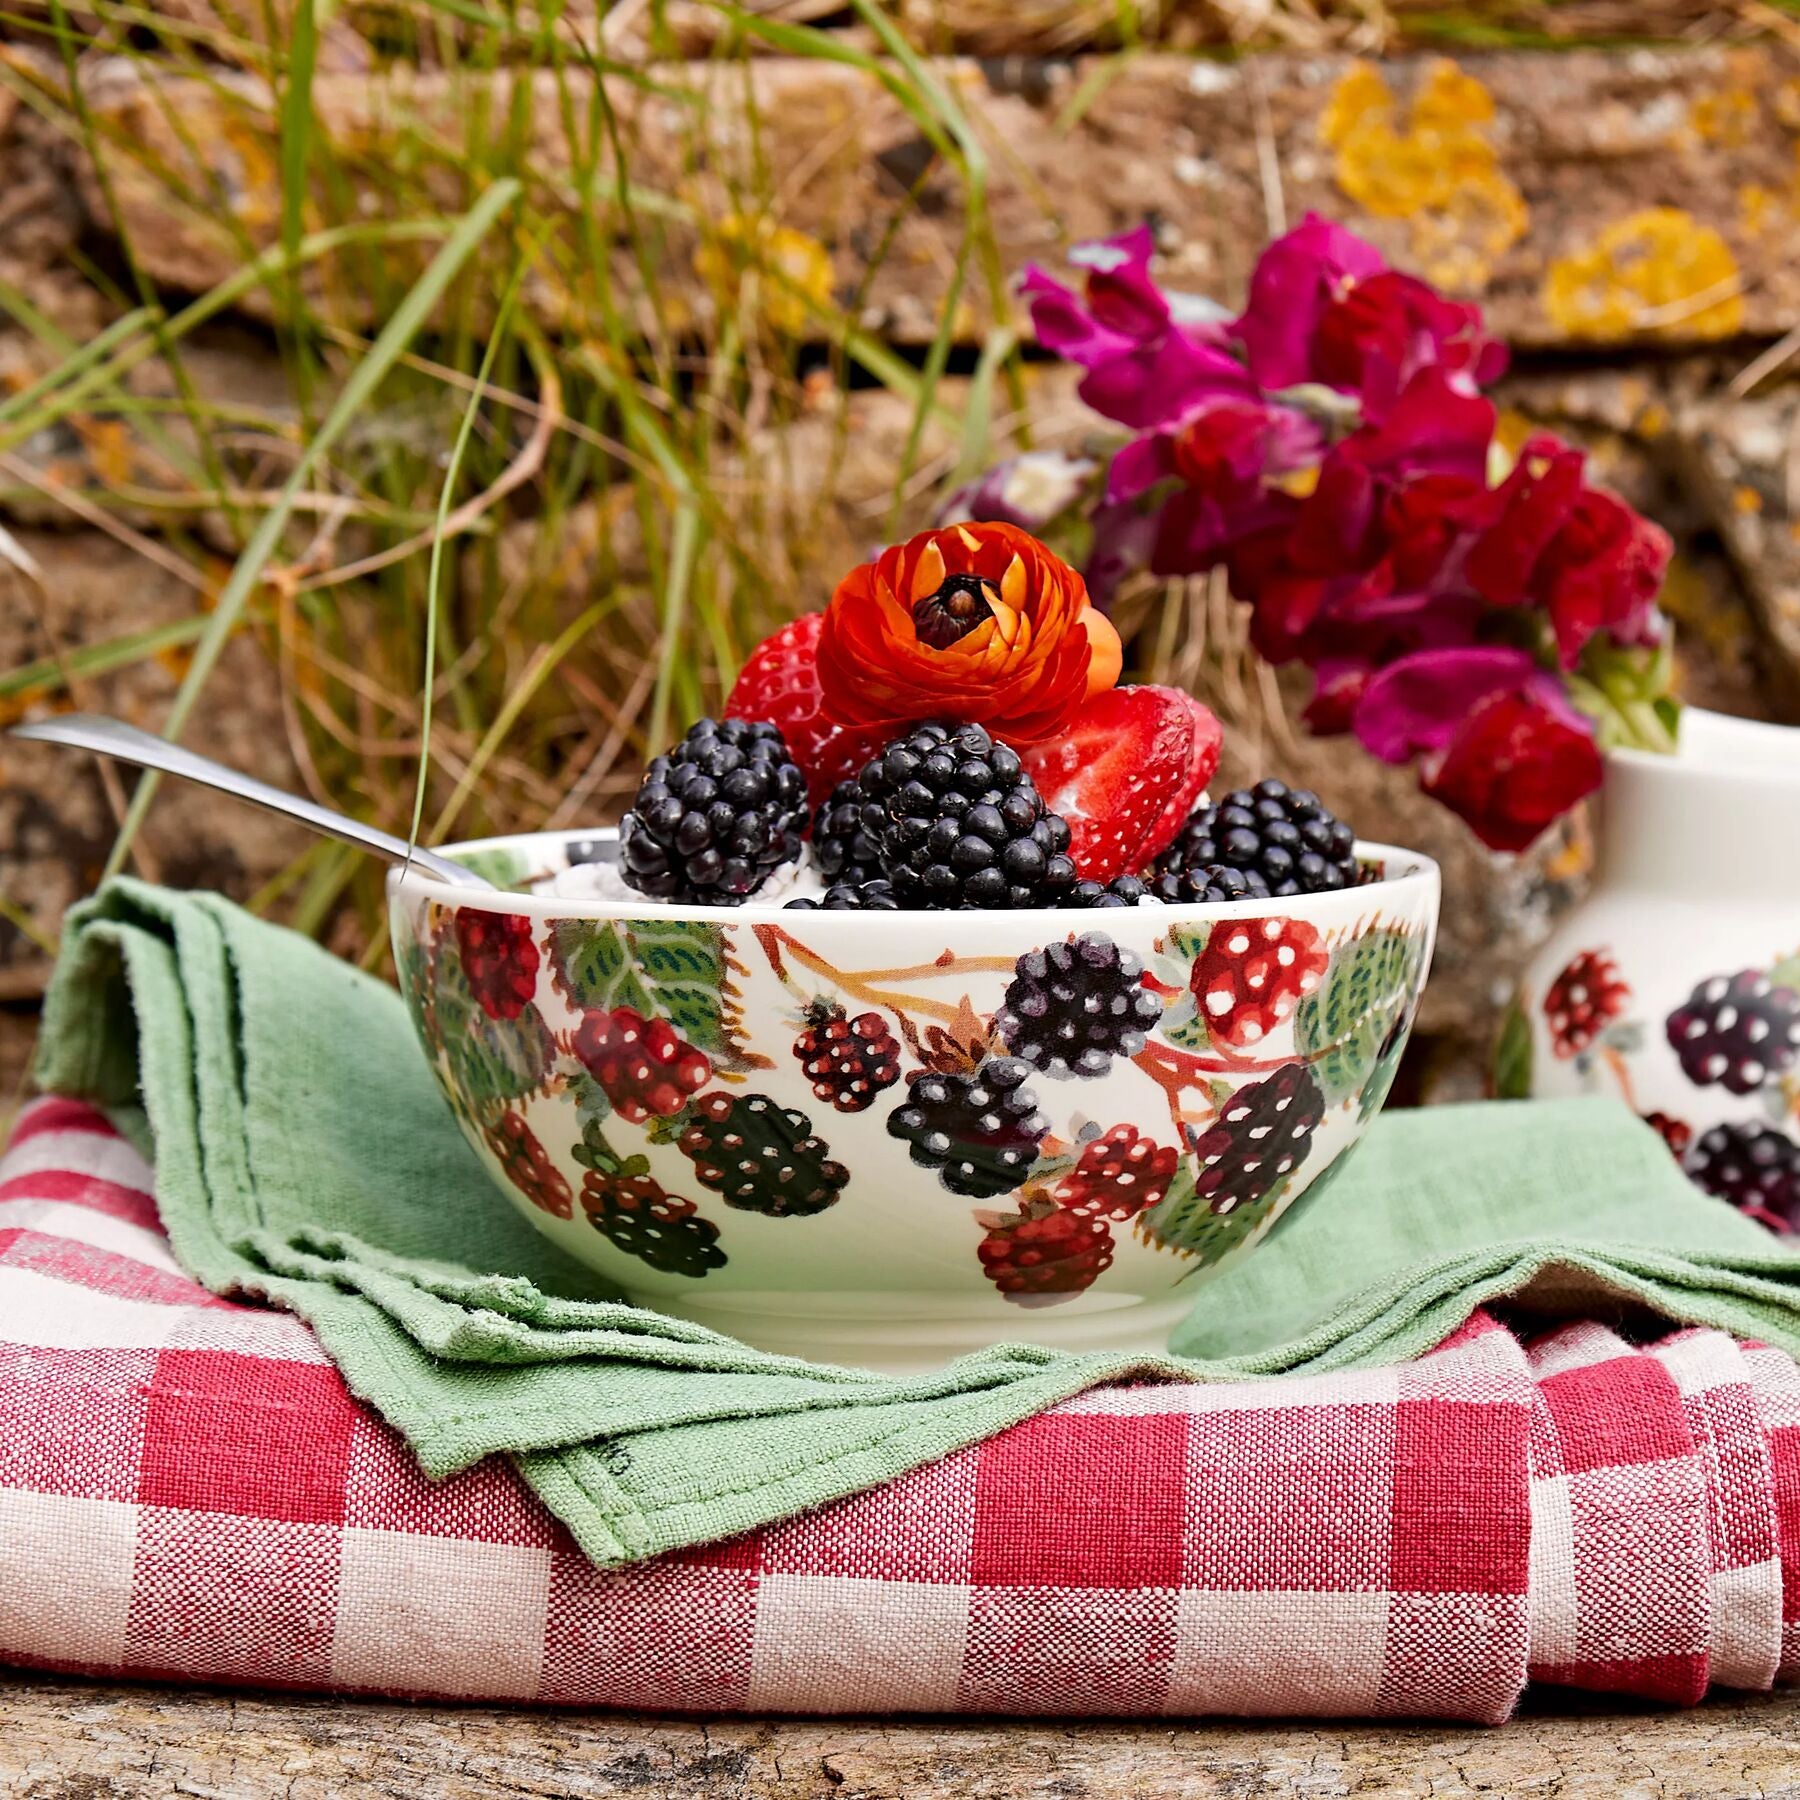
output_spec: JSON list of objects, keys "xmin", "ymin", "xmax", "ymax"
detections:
[{"xmin": 6, "ymin": 27, "xmax": 1800, "ymax": 1112}]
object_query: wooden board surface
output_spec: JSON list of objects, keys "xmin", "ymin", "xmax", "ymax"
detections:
[{"xmin": 7, "ymin": 1676, "xmax": 1800, "ymax": 1798}]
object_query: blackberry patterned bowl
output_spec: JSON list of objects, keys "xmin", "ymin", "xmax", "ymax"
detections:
[{"xmin": 390, "ymin": 831, "xmax": 1439, "ymax": 1372}]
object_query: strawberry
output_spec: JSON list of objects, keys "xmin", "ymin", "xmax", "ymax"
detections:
[
  {"xmin": 1021, "ymin": 684, "xmax": 1217, "ymax": 882},
  {"xmin": 1140, "ymin": 689, "xmax": 1223, "ymax": 863},
  {"xmin": 725, "ymin": 613, "xmax": 887, "ymax": 808}
]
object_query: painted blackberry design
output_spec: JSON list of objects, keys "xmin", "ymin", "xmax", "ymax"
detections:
[
  {"xmin": 580, "ymin": 1167, "xmax": 727, "ymax": 1276},
  {"xmin": 572, "ymin": 1006, "xmax": 711, "ymax": 1122},
  {"xmin": 793, "ymin": 1002, "xmax": 903, "ymax": 1113},
  {"xmin": 1665, "ymin": 971, "xmax": 1800, "ymax": 1094},
  {"xmin": 888, "ymin": 1057, "xmax": 1049, "ymax": 1199},
  {"xmin": 1189, "ymin": 915, "xmax": 1328, "ymax": 1050},
  {"xmin": 483, "ymin": 1111, "xmax": 572, "ymax": 1219},
  {"xmin": 455, "ymin": 910, "xmax": 540, "ymax": 1022},
  {"xmin": 1543, "ymin": 950, "xmax": 1631, "ymax": 1060},
  {"xmin": 995, "ymin": 933, "xmax": 1163, "ymax": 1079},
  {"xmin": 1642, "ymin": 1111, "xmax": 1693, "ymax": 1159},
  {"xmin": 677, "ymin": 1091, "xmax": 850, "ymax": 1217},
  {"xmin": 977, "ymin": 1197, "xmax": 1114, "ymax": 1306},
  {"xmin": 1051, "ymin": 1124, "xmax": 1179, "ymax": 1221},
  {"xmin": 1684, "ymin": 1122, "xmax": 1800, "ymax": 1231},
  {"xmin": 1189, "ymin": 1061, "xmax": 1324, "ymax": 1215}
]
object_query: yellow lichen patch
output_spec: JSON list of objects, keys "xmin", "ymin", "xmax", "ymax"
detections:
[
  {"xmin": 693, "ymin": 215, "xmax": 835, "ymax": 339},
  {"xmin": 1320, "ymin": 60, "xmax": 1527, "ymax": 293},
  {"xmin": 1734, "ymin": 484, "xmax": 1765, "ymax": 515},
  {"xmin": 1692, "ymin": 88, "xmax": 1757, "ymax": 149},
  {"xmin": 1542, "ymin": 208, "xmax": 1744, "ymax": 342},
  {"xmin": 1738, "ymin": 143, "xmax": 1800, "ymax": 242}
]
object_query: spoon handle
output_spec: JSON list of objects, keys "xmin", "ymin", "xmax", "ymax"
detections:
[{"xmin": 10, "ymin": 713, "xmax": 494, "ymax": 892}]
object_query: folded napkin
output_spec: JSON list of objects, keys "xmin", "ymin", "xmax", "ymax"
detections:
[
  {"xmin": 34, "ymin": 880, "xmax": 1800, "ymax": 1568},
  {"xmin": 4, "ymin": 1097, "xmax": 1798, "ymax": 1720}
]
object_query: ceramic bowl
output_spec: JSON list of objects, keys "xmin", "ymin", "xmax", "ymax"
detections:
[{"xmin": 390, "ymin": 831, "xmax": 1439, "ymax": 1372}]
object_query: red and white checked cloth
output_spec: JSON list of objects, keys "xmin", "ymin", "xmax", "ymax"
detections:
[{"xmin": 3, "ymin": 1096, "xmax": 1798, "ymax": 1723}]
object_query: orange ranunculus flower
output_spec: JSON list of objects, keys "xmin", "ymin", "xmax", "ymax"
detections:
[{"xmin": 815, "ymin": 522, "xmax": 1122, "ymax": 744}]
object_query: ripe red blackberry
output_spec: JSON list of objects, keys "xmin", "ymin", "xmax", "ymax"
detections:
[
  {"xmin": 810, "ymin": 780, "xmax": 883, "ymax": 888},
  {"xmin": 785, "ymin": 880, "xmax": 900, "ymax": 911},
  {"xmin": 1684, "ymin": 1123, "xmax": 1800, "ymax": 1231},
  {"xmin": 484, "ymin": 1111, "xmax": 573, "ymax": 1219},
  {"xmin": 619, "ymin": 717, "xmax": 808, "ymax": 903},
  {"xmin": 1157, "ymin": 780, "xmax": 1357, "ymax": 897},
  {"xmin": 1190, "ymin": 915, "xmax": 1329, "ymax": 1049},
  {"xmin": 677, "ymin": 1091, "xmax": 849, "ymax": 1216},
  {"xmin": 1071, "ymin": 874, "xmax": 1155, "ymax": 908},
  {"xmin": 995, "ymin": 932, "xmax": 1163, "ymax": 1079},
  {"xmin": 455, "ymin": 909, "xmax": 539, "ymax": 1020},
  {"xmin": 1642, "ymin": 1110, "xmax": 1693, "ymax": 1158},
  {"xmin": 1543, "ymin": 950, "xmax": 1630, "ymax": 1059},
  {"xmin": 853, "ymin": 721, "xmax": 1077, "ymax": 909},
  {"xmin": 1052, "ymin": 1124, "xmax": 1179, "ymax": 1221},
  {"xmin": 580, "ymin": 1167, "xmax": 727, "ymax": 1276},
  {"xmin": 1665, "ymin": 971, "xmax": 1800, "ymax": 1094},
  {"xmin": 887, "ymin": 1056, "xmax": 1049, "ymax": 1198},
  {"xmin": 977, "ymin": 1198, "xmax": 1114, "ymax": 1305},
  {"xmin": 1145, "ymin": 863, "xmax": 1271, "ymax": 904},
  {"xmin": 1189, "ymin": 1061, "xmax": 1324, "ymax": 1214},
  {"xmin": 793, "ymin": 1002, "xmax": 902, "ymax": 1113},
  {"xmin": 572, "ymin": 1006, "xmax": 711, "ymax": 1122}
]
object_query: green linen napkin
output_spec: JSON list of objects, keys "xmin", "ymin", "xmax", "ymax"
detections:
[{"xmin": 35, "ymin": 878, "xmax": 1800, "ymax": 1567}]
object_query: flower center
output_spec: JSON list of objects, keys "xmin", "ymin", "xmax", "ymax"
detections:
[{"xmin": 912, "ymin": 574, "xmax": 998, "ymax": 649}]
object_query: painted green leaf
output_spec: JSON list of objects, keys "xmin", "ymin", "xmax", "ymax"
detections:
[
  {"xmin": 1166, "ymin": 920, "xmax": 1211, "ymax": 964},
  {"xmin": 549, "ymin": 918, "xmax": 627, "ymax": 1010},
  {"xmin": 1158, "ymin": 991, "xmax": 1211, "ymax": 1052},
  {"xmin": 1136, "ymin": 1159, "xmax": 1286, "ymax": 1268},
  {"xmin": 569, "ymin": 1069, "xmax": 612, "ymax": 1125},
  {"xmin": 1770, "ymin": 950, "xmax": 1800, "ymax": 993},
  {"xmin": 629, "ymin": 919, "xmax": 729, "ymax": 1054},
  {"xmin": 1294, "ymin": 928, "xmax": 1424, "ymax": 1105},
  {"xmin": 449, "ymin": 846, "xmax": 532, "ymax": 891},
  {"xmin": 432, "ymin": 945, "xmax": 553, "ymax": 1115},
  {"xmin": 1492, "ymin": 994, "xmax": 1534, "ymax": 1101}
]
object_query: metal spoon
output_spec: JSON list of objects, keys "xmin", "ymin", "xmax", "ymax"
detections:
[{"xmin": 10, "ymin": 713, "xmax": 494, "ymax": 891}]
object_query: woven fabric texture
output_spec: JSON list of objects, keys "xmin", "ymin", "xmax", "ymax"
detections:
[{"xmin": 4, "ymin": 1098, "xmax": 1798, "ymax": 1722}]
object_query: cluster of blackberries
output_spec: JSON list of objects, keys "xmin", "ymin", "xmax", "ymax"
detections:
[{"xmin": 620, "ymin": 717, "xmax": 1362, "ymax": 910}]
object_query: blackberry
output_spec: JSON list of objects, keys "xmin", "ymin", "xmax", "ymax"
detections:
[
  {"xmin": 887, "ymin": 1057, "xmax": 1048, "ymax": 1198},
  {"xmin": 455, "ymin": 909, "xmax": 540, "ymax": 1021},
  {"xmin": 810, "ymin": 780, "xmax": 883, "ymax": 888},
  {"xmin": 1145, "ymin": 863, "xmax": 1271, "ymax": 905},
  {"xmin": 1544, "ymin": 950, "xmax": 1630, "ymax": 1060},
  {"xmin": 785, "ymin": 880, "xmax": 900, "ymax": 911},
  {"xmin": 484, "ymin": 1111, "xmax": 573, "ymax": 1219},
  {"xmin": 977, "ymin": 1199, "xmax": 1114, "ymax": 1306},
  {"xmin": 1157, "ymin": 779, "xmax": 1357, "ymax": 897},
  {"xmin": 994, "ymin": 932, "xmax": 1163, "ymax": 1079},
  {"xmin": 1071, "ymin": 874, "xmax": 1156, "ymax": 908},
  {"xmin": 581, "ymin": 1167, "xmax": 727, "ymax": 1277},
  {"xmin": 1684, "ymin": 1122, "xmax": 1800, "ymax": 1230},
  {"xmin": 854, "ymin": 721, "xmax": 1077, "ymax": 909},
  {"xmin": 619, "ymin": 717, "xmax": 808, "ymax": 903},
  {"xmin": 1189, "ymin": 1061, "xmax": 1324, "ymax": 1214},
  {"xmin": 793, "ymin": 1002, "xmax": 903, "ymax": 1113},
  {"xmin": 1665, "ymin": 971, "xmax": 1800, "ymax": 1094},
  {"xmin": 677, "ymin": 1091, "xmax": 849, "ymax": 1217}
]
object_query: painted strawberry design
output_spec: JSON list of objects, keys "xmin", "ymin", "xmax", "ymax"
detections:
[
  {"xmin": 1189, "ymin": 915, "xmax": 1328, "ymax": 1048},
  {"xmin": 1543, "ymin": 950, "xmax": 1630, "ymax": 1059},
  {"xmin": 454, "ymin": 910, "xmax": 539, "ymax": 1021},
  {"xmin": 1052, "ymin": 1124, "xmax": 1179, "ymax": 1221},
  {"xmin": 483, "ymin": 1111, "xmax": 572, "ymax": 1219}
]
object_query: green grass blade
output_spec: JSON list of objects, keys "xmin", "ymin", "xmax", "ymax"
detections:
[
  {"xmin": 277, "ymin": 0, "xmax": 319, "ymax": 407},
  {"xmin": 101, "ymin": 178, "xmax": 523, "ymax": 882}
]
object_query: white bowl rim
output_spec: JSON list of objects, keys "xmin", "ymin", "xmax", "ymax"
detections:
[{"xmin": 388, "ymin": 828, "xmax": 1442, "ymax": 925}]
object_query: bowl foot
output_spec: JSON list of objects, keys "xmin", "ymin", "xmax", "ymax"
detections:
[{"xmin": 645, "ymin": 1291, "xmax": 1199, "ymax": 1376}]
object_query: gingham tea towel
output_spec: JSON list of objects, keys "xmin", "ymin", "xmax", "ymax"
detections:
[{"xmin": 3, "ymin": 1097, "xmax": 1797, "ymax": 1721}]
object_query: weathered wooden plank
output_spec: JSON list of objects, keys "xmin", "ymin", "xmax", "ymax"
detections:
[
  {"xmin": 7, "ymin": 1676, "xmax": 1800, "ymax": 1798},
  {"xmin": 59, "ymin": 45, "xmax": 1800, "ymax": 349}
]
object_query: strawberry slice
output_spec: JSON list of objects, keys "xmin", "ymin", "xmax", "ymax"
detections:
[
  {"xmin": 1139, "ymin": 690, "xmax": 1223, "ymax": 864},
  {"xmin": 725, "ymin": 613, "xmax": 887, "ymax": 808},
  {"xmin": 1021, "ymin": 684, "xmax": 1216, "ymax": 882}
]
